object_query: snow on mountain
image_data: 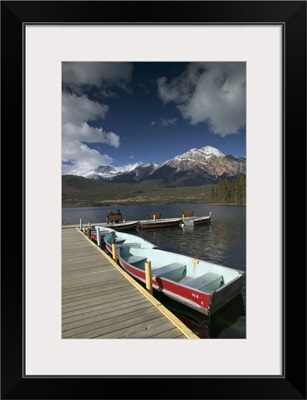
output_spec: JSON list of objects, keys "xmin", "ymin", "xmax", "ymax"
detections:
[
  {"xmin": 149, "ymin": 145, "xmax": 245, "ymax": 185},
  {"xmin": 82, "ymin": 165, "xmax": 116, "ymax": 179},
  {"xmin": 80, "ymin": 145, "xmax": 245, "ymax": 185},
  {"xmin": 180, "ymin": 145, "xmax": 224, "ymax": 160},
  {"xmin": 82, "ymin": 162, "xmax": 158, "ymax": 181},
  {"xmin": 199, "ymin": 145, "xmax": 225, "ymax": 158},
  {"xmin": 161, "ymin": 145, "xmax": 224, "ymax": 166}
]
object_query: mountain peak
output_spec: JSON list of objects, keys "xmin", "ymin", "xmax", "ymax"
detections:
[
  {"xmin": 199, "ymin": 145, "xmax": 225, "ymax": 158},
  {"xmin": 171, "ymin": 145, "xmax": 224, "ymax": 163},
  {"xmin": 79, "ymin": 145, "xmax": 244, "ymax": 185}
]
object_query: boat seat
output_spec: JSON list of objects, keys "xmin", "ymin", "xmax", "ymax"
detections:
[
  {"xmin": 124, "ymin": 255, "xmax": 147, "ymax": 265},
  {"xmin": 153, "ymin": 262, "xmax": 186, "ymax": 282},
  {"xmin": 182, "ymin": 211, "xmax": 193, "ymax": 217},
  {"xmin": 115, "ymin": 242, "xmax": 141, "ymax": 248},
  {"xmin": 114, "ymin": 238, "xmax": 125, "ymax": 244},
  {"xmin": 181, "ymin": 272, "xmax": 224, "ymax": 292},
  {"xmin": 148, "ymin": 212, "xmax": 161, "ymax": 219}
]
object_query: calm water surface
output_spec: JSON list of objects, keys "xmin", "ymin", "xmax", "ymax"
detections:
[{"xmin": 62, "ymin": 204, "xmax": 246, "ymax": 338}]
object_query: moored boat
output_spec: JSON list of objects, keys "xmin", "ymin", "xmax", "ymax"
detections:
[
  {"xmin": 181, "ymin": 211, "xmax": 212, "ymax": 226},
  {"xmin": 104, "ymin": 231, "xmax": 157, "ymax": 254},
  {"xmin": 105, "ymin": 220, "xmax": 140, "ymax": 231},
  {"xmin": 102, "ymin": 212, "xmax": 140, "ymax": 231},
  {"xmin": 90, "ymin": 226, "xmax": 115, "ymax": 241},
  {"xmin": 138, "ymin": 212, "xmax": 182, "ymax": 230},
  {"xmin": 116, "ymin": 246, "xmax": 244, "ymax": 316}
]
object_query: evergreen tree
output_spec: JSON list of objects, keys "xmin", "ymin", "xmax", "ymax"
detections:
[{"xmin": 209, "ymin": 175, "xmax": 246, "ymax": 204}]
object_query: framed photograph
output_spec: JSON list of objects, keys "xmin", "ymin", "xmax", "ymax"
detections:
[{"xmin": 1, "ymin": 1, "xmax": 306, "ymax": 399}]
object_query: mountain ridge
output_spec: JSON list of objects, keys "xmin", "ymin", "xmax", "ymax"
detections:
[{"xmin": 75, "ymin": 145, "xmax": 246, "ymax": 186}]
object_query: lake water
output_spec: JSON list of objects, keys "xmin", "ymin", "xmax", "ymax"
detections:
[{"xmin": 62, "ymin": 204, "xmax": 246, "ymax": 339}]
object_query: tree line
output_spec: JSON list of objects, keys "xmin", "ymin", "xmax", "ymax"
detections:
[{"xmin": 209, "ymin": 175, "xmax": 246, "ymax": 204}]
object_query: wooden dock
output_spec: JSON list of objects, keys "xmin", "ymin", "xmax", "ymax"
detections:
[{"xmin": 62, "ymin": 227, "xmax": 199, "ymax": 339}]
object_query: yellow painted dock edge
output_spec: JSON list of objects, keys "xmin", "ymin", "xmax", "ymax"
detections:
[{"xmin": 75, "ymin": 227, "xmax": 199, "ymax": 339}]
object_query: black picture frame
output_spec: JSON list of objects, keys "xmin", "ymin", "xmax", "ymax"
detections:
[{"xmin": 1, "ymin": 1, "xmax": 306, "ymax": 399}]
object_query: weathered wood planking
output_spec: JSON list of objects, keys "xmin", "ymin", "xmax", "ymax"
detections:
[{"xmin": 62, "ymin": 227, "xmax": 198, "ymax": 339}]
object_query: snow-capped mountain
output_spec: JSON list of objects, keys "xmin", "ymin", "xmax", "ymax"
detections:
[
  {"xmin": 150, "ymin": 145, "xmax": 245, "ymax": 185},
  {"xmin": 82, "ymin": 162, "xmax": 158, "ymax": 182},
  {"xmin": 80, "ymin": 145, "xmax": 246, "ymax": 185},
  {"xmin": 174, "ymin": 145, "xmax": 225, "ymax": 162}
]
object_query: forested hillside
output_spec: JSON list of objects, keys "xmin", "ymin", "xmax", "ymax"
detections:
[{"xmin": 208, "ymin": 175, "xmax": 246, "ymax": 205}]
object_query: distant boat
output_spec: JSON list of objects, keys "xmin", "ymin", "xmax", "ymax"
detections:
[
  {"xmin": 98, "ymin": 213, "xmax": 140, "ymax": 231},
  {"xmin": 104, "ymin": 231, "xmax": 157, "ymax": 254},
  {"xmin": 138, "ymin": 212, "xmax": 182, "ymax": 230},
  {"xmin": 117, "ymin": 246, "xmax": 244, "ymax": 316},
  {"xmin": 181, "ymin": 211, "xmax": 212, "ymax": 227},
  {"xmin": 105, "ymin": 220, "xmax": 140, "ymax": 231}
]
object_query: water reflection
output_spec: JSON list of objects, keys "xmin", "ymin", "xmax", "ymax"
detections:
[
  {"xmin": 63, "ymin": 204, "xmax": 246, "ymax": 338},
  {"xmin": 142, "ymin": 286, "xmax": 245, "ymax": 339}
]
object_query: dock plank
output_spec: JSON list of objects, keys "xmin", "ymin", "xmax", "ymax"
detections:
[
  {"xmin": 63, "ymin": 300, "xmax": 153, "ymax": 332},
  {"xmin": 62, "ymin": 227, "xmax": 198, "ymax": 339},
  {"xmin": 63, "ymin": 307, "xmax": 161, "ymax": 338}
]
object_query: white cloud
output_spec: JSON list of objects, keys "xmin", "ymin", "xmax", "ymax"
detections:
[
  {"xmin": 62, "ymin": 92, "xmax": 109, "ymax": 126},
  {"xmin": 63, "ymin": 121, "xmax": 120, "ymax": 147},
  {"xmin": 62, "ymin": 92, "xmax": 120, "ymax": 175},
  {"xmin": 157, "ymin": 62, "xmax": 246, "ymax": 136},
  {"xmin": 161, "ymin": 118, "xmax": 177, "ymax": 127},
  {"xmin": 151, "ymin": 117, "xmax": 177, "ymax": 127},
  {"xmin": 62, "ymin": 62, "xmax": 133, "ymax": 89},
  {"xmin": 62, "ymin": 139, "xmax": 113, "ymax": 175},
  {"xmin": 61, "ymin": 63, "xmax": 133, "ymax": 175}
]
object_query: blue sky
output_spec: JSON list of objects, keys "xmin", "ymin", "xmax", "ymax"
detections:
[{"xmin": 62, "ymin": 62, "xmax": 246, "ymax": 175}]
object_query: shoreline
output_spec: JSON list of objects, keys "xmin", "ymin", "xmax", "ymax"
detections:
[{"xmin": 62, "ymin": 202, "xmax": 246, "ymax": 208}]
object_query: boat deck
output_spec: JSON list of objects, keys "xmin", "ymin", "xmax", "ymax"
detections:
[{"xmin": 62, "ymin": 227, "xmax": 198, "ymax": 339}]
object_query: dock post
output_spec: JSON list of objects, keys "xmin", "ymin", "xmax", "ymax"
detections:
[
  {"xmin": 87, "ymin": 224, "xmax": 91, "ymax": 239},
  {"xmin": 80, "ymin": 219, "xmax": 82, "ymax": 230},
  {"xmin": 112, "ymin": 239, "xmax": 117, "ymax": 263},
  {"xmin": 145, "ymin": 261, "xmax": 153, "ymax": 295},
  {"xmin": 96, "ymin": 227, "xmax": 101, "ymax": 247}
]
